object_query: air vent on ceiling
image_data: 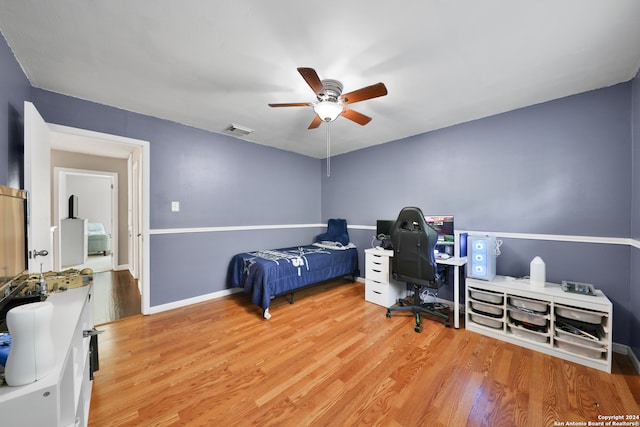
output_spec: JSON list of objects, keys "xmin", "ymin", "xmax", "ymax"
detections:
[{"xmin": 225, "ymin": 124, "xmax": 254, "ymax": 136}]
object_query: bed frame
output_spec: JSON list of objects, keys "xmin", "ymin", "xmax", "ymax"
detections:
[{"xmin": 229, "ymin": 244, "xmax": 359, "ymax": 319}]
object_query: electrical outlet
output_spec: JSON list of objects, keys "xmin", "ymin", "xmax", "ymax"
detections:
[{"xmin": 171, "ymin": 201, "xmax": 180, "ymax": 212}]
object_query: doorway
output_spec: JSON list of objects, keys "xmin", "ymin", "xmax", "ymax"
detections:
[
  {"xmin": 54, "ymin": 168, "xmax": 118, "ymax": 273},
  {"xmin": 47, "ymin": 124, "xmax": 151, "ymax": 316}
]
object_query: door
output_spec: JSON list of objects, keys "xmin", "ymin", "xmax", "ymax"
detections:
[{"xmin": 24, "ymin": 101, "xmax": 52, "ymax": 272}]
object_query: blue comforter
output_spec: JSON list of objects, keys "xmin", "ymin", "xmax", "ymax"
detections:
[{"xmin": 230, "ymin": 244, "xmax": 358, "ymax": 312}]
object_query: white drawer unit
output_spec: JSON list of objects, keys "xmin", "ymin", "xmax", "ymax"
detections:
[
  {"xmin": 364, "ymin": 248, "xmax": 406, "ymax": 307},
  {"xmin": 466, "ymin": 276, "xmax": 613, "ymax": 373}
]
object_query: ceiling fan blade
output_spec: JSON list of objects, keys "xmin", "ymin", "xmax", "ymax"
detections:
[
  {"xmin": 268, "ymin": 102, "xmax": 312, "ymax": 107},
  {"xmin": 342, "ymin": 108, "xmax": 372, "ymax": 126},
  {"xmin": 297, "ymin": 67, "xmax": 324, "ymax": 95},
  {"xmin": 308, "ymin": 115, "xmax": 323, "ymax": 129},
  {"xmin": 340, "ymin": 82, "xmax": 388, "ymax": 104}
]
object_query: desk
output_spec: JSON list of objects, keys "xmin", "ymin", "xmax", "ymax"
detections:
[
  {"xmin": 364, "ymin": 248, "xmax": 467, "ymax": 329},
  {"xmin": 436, "ymin": 255, "xmax": 467, "ymax": 329}
]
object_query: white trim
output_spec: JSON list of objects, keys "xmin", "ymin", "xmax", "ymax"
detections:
[
  {"xmin": 147, "ymin": 287, "xmax": 244, "ymax": 314},
  {"xmin": 149, "ymin": 223, "xmax": 640, "ymax": 250},
  {"xmin": 53, "ymin": 167, "xmax": 118, "ymax": 272},
  {"xmin": 47, "ymin": 123, "xmax": 151, "ymax": 316},
  {"xmin": 612, "ymin": 343, "xmax": 640, "ymax": 374},
  {"xmin": 150, "ymin": 223, "xmax": 324, "ymax": 235},
  {"xmin": 349, "ymin": 224, "xmax": 640, "ymax": 248},
  {"xmin": 115, "ymin": 263, "xmax": 129, "ymax": 272},
  {"xmin": 458, "ymin": 230, "xmax": 632, "ymax": 246}
]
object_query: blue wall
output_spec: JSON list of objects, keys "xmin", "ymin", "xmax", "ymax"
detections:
[
  {"xmin": 1, "ymin": 31, "xmax": 638, "ymax": 359},
  {"xmin": 0, "ymin": 32, "xmax": 30, "ymax": 188},
  {"xmin": 322, "ymin": 82, "xmax": 636, "ymax": 348},
  {"xmin": 30, "ymin": 88, "xmax": 323, "ymax": 307},
  {"xmin": 631, "ymin": 70, "xmax": 640, "ymax": 360}
]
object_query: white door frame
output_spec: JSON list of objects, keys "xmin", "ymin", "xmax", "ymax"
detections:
[
  {"xmin": 48, "ymin": 123, "xmax": 151, "ymax": 315},
  {"xmin": 53, "ymin": 168, "xmax": 118, "ymax": 272},
  {"xmin": 130, "ymin": 159, "xmax": 141, "ymax": 281}
]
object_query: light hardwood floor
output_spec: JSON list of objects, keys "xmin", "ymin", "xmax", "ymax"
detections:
[{"xmin": 89, "ymin": 279, "xmax": 640, "ymax": 426}]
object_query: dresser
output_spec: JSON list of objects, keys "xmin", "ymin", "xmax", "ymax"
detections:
[{"xmin": 61, "ymin": 218, "xmax": 88, "ymax": 267}]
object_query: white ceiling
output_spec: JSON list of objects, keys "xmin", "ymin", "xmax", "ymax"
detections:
[{"xmin": 2, "ymin": 1, "xmax": 640, "ymax": 159}]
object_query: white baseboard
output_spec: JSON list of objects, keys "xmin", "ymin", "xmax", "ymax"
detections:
[
  {"xmin": 152, "ymin": 277, "xmax": 363, "ymax": 315},
  {"xmin": 612, "ymin": 343, "xmax": 640, "ymax": 374},
  {"xmin": 148, "ymin": 287, "xmax": 244, "ymax": 315},
  {"xmin": 115, "ymin": 263, "xmax": 128, "ymax": 271}
]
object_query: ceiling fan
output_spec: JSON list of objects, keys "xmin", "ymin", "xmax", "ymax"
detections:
[{"xmin": 268, "ymin": 67, "xmax": 388, "ymax": 129}]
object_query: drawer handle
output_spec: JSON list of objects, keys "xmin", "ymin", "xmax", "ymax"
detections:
[
  {"xmin": 83, "ymin": 328, "xmax": 103, "ymax": 338},
  {"xmin": 373, "ymin": 291, "xmax": 381, "ymax": 295},
  {"xmin": 372, "ymin": 269, "xmax": 381, "ymax": 273}
]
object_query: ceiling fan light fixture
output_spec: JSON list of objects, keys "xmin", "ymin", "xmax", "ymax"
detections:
[{"xmin": 313, "ymin": 101, "xmax": 343, "ymax": 122}]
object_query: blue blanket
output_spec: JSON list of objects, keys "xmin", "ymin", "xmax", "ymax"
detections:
[{"xmin": 230, "ymin": 244, "xmax": 358, "ymax": 312}]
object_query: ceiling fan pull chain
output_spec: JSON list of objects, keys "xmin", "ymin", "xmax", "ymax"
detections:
[{"xmin": 326, "ymin": 121, "xmax": 331, "ymax": 177}]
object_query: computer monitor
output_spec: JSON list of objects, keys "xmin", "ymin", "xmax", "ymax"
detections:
[
  {"xmin": 425, "ymin": 215, "xmax": 454, "ymax": 242},
  {"xmin": 376, "ymin": 220, "xmax": 395, "ymax": 240}
]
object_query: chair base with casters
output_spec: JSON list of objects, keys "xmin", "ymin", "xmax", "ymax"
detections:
[{"xmin": 386, "ymin": 284, "xmax": 451, "ymax": 332}]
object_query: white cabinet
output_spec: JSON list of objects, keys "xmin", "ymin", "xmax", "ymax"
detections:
[
  {"xmin": 61, "ymin": 219, "xmax": 88, "ymax": 267},
  {"xmin": 466, "ymin": 276, "xmax": 612, "ymax": 372},
  {"xmin": 364, "ymin": 248, "xmax": 406, "ymax": 307},
  {"xmin": 0, "ymin": 285, "xmax": 95, "ymax": 426}
]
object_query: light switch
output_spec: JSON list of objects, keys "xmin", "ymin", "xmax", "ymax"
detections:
[{"xmin": 171, "ymin": 201, "xmax": 180, "ymax": 212}]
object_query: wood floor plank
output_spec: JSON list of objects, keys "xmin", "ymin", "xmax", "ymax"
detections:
[
  {"xmin": 89, "ymin": 280, "xmax": 640, "ymax": 426},
  {"xmin": 93, "ymin": 270, "xmax": 141, "ymax": 325}
]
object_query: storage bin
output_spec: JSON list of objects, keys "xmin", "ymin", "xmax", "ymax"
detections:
[
  {"xmin": 508, "ymin": 324, "xmax": 550, "ymax": 344},
  {"xmin": 554, "ymin": 327, "xmax": 606, "ymax": 349},
  {"xmin": 469, "ymin": 288, "xmax": 503, "ymax": 305},
  {"xmin": 554, "ymin": 336, "xmax": 607, "ymax": 359},
  {"xmin": 508, "ymin": 296, "xmax": 548, "ymax": 314},
  {"xmin": 555, "ymin": 305, "xmax": 605, "ymax": 325},
  {"xmin": 470, "ymin": 300, "xmax": 503, "ymax": 318},
  {"xmin": 508, "ymin": 306, "xmax": 548, "ymax": 327},
  {"xmin": 470, "ymin": 313, "xmax": 503, "ymax": 329}
]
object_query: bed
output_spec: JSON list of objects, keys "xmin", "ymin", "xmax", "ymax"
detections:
[
  {"xmin": 229, "ymin": 219, "xmax": 359, "ymax": 319},
  {"xmin": 229, "ymin": 242, "xmax": 359, "ymax": 319},
  {"xmin": 87, "ymin": 222, "xmax": 111, "ymax": 255}
]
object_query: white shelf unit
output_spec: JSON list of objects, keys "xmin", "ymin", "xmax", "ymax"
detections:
[
  {"xmin": 466, "ymin": 276, "xmax": 612, "ymax": 373},
  {"xmin": 0, "ymin": 285, "xmax": 95, "ymax": 426},
  {"xmin": 364, "ymin": 248, "xmax": 406, "ymax": 307}
]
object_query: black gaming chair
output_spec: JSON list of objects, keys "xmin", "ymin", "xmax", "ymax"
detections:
[{"xmin": 386, "ymin": 207, "xmax": 450, "ymax": 332}]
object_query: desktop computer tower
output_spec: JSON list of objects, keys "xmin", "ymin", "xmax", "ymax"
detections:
[{"xmin": 467, "ymin": 235, "xmax": 496, "ymax": 281}]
